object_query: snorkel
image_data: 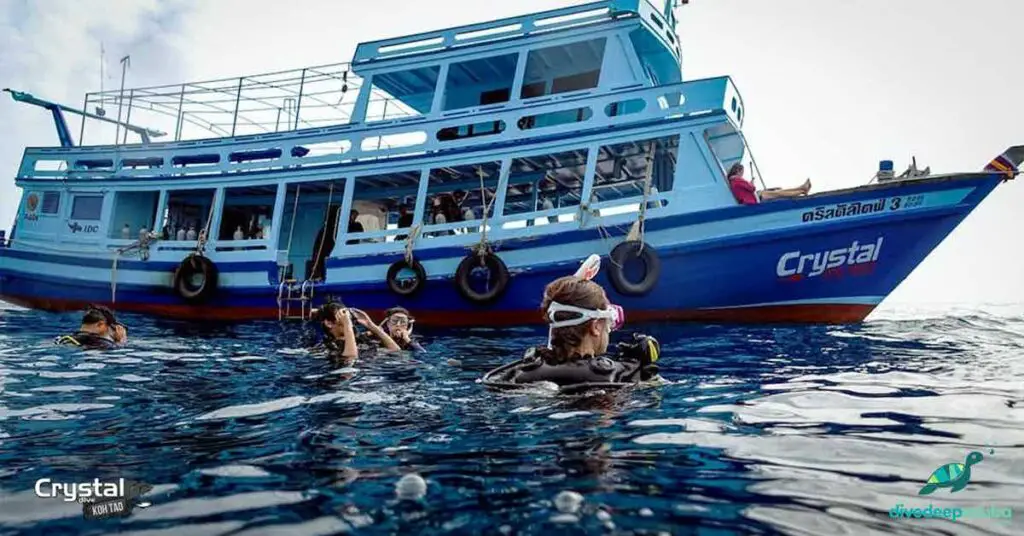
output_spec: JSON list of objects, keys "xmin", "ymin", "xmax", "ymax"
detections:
[{"xmin": 544, "ymin": 255, "xmax": 625, "ymax": 349}]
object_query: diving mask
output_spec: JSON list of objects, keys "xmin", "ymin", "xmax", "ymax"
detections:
[{"xmin": 546, "ymin": 301, "xmax": 625, "ymax": 332}]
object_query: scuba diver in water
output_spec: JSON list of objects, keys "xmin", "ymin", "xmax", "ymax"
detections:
[
  {"xmin": 380, "ymin": 307, "xmax": 425, "ymax": 352},
  {"xmin": 311, "ymin": 301, "xmax": 401, "ymax": 359},
  {"xmin": 55, "ymin": 305, "xmax": 128, "ymax": 350},
  {"xmin": 482, "ymin": 255, "xmax": 661, "ymax": 392}
]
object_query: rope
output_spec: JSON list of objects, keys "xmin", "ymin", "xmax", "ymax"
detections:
[
  {"xmin": 285, "ymin": 185, "xmax": 302, "ymax": 261},
  {"xmin": 403, "ymin": 224, "xmax": 421, "ymax": 265},
  {"xmin": 111, "ymin": 255, "xmax": 119, "ymax": 304},
  {"xmin": 110, "ymin": 231, "xmax": 157, "ymax": 304},
  {"xmin": 626, "ymin": 141, "xmax": 657, "ymax": 254},
  {"xmin": 194, "ymin": 195, "xmax": 218, "ymax": 256},
  {"xmin": 309, "ymin": 182, "xmax": 336, "ymax": 280},
  {"xmin": 472, "ymin": 166, "xmax": 497, "ymax": 259}
]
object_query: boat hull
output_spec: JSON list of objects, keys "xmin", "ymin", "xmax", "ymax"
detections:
[{"xmin": 0, "ymin": 173, "xmax": 1006, "ymax": 325}]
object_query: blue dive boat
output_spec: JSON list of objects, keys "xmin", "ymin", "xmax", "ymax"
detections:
[{"xmin": 0, "ymin": 0, "xmax": 1020, "ymax": 325}]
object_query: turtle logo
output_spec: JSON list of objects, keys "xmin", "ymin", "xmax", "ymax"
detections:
[
  {"xmin": 919, "ymin": 451, "xmax": 984, "ymax": 495},
  {"xmin": 26, "ymin": 193, "xmax": 39, "ymax": 213}
]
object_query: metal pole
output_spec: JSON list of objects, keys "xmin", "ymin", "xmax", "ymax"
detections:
[
  {"xmin": 114, "ymin": 55, "xmax": 130, "ymax": 146},
  {"xmin": 79, "ymin": 94, "xmax": 89, "ymax": 146},
  {"xmin": 122, "ymin": 89, "xmax": 134, "ymax": 144},
  {"xmin": 293, "ymin": 68, "xmax": 306, "ymax": 130},
  {"xmin": 230, "ymin": 77, "xmax": 243, "ymax": 137},
  {"xmin": 174, "ymin": 84, "xmax": 185, "ymax": 141}
]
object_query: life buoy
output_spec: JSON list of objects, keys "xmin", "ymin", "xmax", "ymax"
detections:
[
  {"xmin": 386, "ymin": 259, "xmax": 427, "ymax": 297},
  {"xmin": 454, "ymin": 251, "xmax": 510, "ymax": 304},
  {"xmin": 608, "ymin": 241, "xmax": 660, "ymax": 296},
  {"xmin": 173, "ymin": 254, "xmax": 218, "ymax": 303}
]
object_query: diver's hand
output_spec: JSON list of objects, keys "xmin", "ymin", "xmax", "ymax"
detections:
[
  {"xmin": 112, "ymin": 325, "xmax": 127, "ymax": 345},
  {"xmin": 349, "ymin": 308, "xmax": 374, "ymax": 329},
  {"xmin": 335, "ymin": 309, "xmax": 353, "ymax": 328}
]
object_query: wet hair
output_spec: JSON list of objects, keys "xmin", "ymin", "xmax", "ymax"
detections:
[
  {"xmin": 727, "ymin": 163, "xmax": 744, "ymax": 178},
  {"xmin": 82, "ymin": 304, "xmax": 117, "ymax": 327},
  {"xmin": 312, "ymin": 301, "xmax": 347, "ymax": 327},
  {"xmin": 539, "ymin": 276, "xmax": 610, "ymax": 364},
  {"xmin": 385, "ymin": 306, "xmax": 411, "ymax": 319}
]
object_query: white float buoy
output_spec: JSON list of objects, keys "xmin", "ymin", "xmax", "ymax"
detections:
[
  {"xmin": 395, "ymin": 473, "xmax": 427, "ymax": 501},
  {"xmin": 553, "ymin": 490, "xmax": 584, "ymax": 514}
]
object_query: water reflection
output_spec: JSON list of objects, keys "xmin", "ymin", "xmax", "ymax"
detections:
[{"xmin": 0, "ymin": 302, "xmax": 1020, "ymax": 534}]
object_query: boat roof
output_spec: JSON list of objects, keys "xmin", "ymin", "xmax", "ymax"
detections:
[{"xmin": 351, "ymin": 0, "xmax": 680, "ymax": 69}]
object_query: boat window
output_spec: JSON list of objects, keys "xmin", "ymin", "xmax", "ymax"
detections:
[
  {"xmin": 161, "ymin": 189, "xmax": 216, "ymax": 241},
  {"xmin": 348, "ymin": 170, "xmax": 423, "ymax": 244},
  {"xmin": 277, "ymin": 179, "xmax": 345, "ymax": 281},
  {"xmin": 366, "ymin": 65, "xmax": 440, "ymax": 120},
  {"xmin": 591, "ymin": 135, "xmax": 678, "ymax": 213},
  {"xmin": 424, "ymin": 161, "xmax": 502, "ymax": 237},
  {"xmin": 218, "ymin": 185, "xmax": 278, "ymax": 242},
  {"xmin": 703, "ymin": 123, "xmax": 746, "ymax": 179},
  {"xmin": 437, "ymin": 119, "xmax": 506, "ymax": 142},
  {"xmin": 70, "ymin": 195, "xmax": 104, "ymax": 221},
  {"xmin": 520, "ymin": 37, "xmax": 607, "ymax": 99},
  {"xmin": 109, "ymin": 191, "xmax": 160, "ymax": 239},
  {"xmin": 517, "ymin": 107, "xmax": 592, "ymax": 130},
  {"xmin": 502, "ymin": 148, "xmax": 588, "ymax": 227},
  {"xmin": 40, "ymin": 192, "xmax": 61, "ymax": 215},
  {"xmin": 442, "ymin": 53, "xmax": 519, "ymax": 111}
]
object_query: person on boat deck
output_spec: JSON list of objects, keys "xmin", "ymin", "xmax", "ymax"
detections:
[
  {"xmin": 380, "ymin": 306, "xmax": 425, "ymax": 352},
  {"xmin": 727, "ymin": 163, "xmax": 811, "ymax": 205},
  {"xmin": 510, "ymin": 276, "xmax": 661, "ymax": 387},
  {"xmin": 345, "ymin": 210, "xmax": 364, "ymax": 245},
  {"xmin": 312, "ymin": 302, "xmax": 400, "ymax": 359},
  {"xmin": 55, "ymin": 305, "xmax": 128, "ymax": 350},
  {"xmin": 395, "ymin": 203, "xmax": 414, "ymax": 241}
]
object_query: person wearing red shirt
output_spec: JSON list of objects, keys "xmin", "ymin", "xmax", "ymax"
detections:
[{"xmin": 727, "ymin": 163, "xmax": 811, "ymax": 205}]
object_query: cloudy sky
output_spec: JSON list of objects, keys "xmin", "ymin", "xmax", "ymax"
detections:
[{"xmin": 0, "ymin": 0, "xmax": 1021, "ymax": 306}]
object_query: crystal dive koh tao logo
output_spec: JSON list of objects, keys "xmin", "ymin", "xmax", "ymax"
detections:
[
  {"xmin": 34, "ymin": 477, "xmax": 153, "ymax": 520},
  {"xmin": 776, "ymin": 237, "xmax": 883, "ymax": 280}
]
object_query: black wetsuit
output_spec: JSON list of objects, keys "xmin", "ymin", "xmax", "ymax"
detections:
[
  {"xmin": 508, "ymin": 335, "xmax": 659, "ymax": 387},
  {"xmin": 54, "ymin": 331, "xmax": 117, "ymax": 350},
  {"xmin": 512, "ymin": 349, "xmax": 647, "ymax": 386}
]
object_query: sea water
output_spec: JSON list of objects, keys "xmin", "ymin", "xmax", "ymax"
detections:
[{"xmin": 0, "ymin": 302, "xmax": 1021, "ymax": 535}]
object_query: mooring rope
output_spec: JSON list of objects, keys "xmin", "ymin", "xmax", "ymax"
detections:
[{"xmin": 309, "ymin": 181, "xmax": 336, "ymax": 281}]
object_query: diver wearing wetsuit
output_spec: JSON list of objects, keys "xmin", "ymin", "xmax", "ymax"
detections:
[
  {"xmin": 312, "ymin": 301, "xmax": 401, "ymax": 359},
  {"xmin": 483, "ymin": 275, "xmax": 660, "ymax": 390},
  {"xmin": 380, "ymin": 307, "xmax": 425, "ymax": 352},
  {"xmin": 55, "ymin": 305, "xmax": 128, "ymax": 350}
]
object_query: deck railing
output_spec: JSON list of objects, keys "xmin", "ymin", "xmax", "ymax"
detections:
[
  {"xmin": 21, "ymin": 75, "xmax": 743, "ymax": 181},
  {"xmin": 77, "ymin": 62, "xmax": 417, "ymax": 147}
]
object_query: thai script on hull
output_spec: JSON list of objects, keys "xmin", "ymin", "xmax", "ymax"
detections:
[
  {"xmin": 801, "ymin": 195, "xmax": 925, "ymax": 223},
  {"xmin": 802, "ymin": 199, "xmax": 887, "ymax": 222},
  {"xmin": 776, "ymin": 237, "xmax": 883, "ymax": 278}
]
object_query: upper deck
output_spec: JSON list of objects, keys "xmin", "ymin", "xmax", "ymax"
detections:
[{"xmin": 12, "ymin": 0, "xmax": 719, "ymax": 183}]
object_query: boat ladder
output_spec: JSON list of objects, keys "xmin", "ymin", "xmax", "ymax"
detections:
[{"xmin": 277, "ymin": 279, "xmax": 315, "ymax": 321}]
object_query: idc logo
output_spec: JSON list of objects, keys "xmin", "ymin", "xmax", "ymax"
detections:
[{"xmin": 776, "ymin": 237, "xmax": 883, "ymax": 280}]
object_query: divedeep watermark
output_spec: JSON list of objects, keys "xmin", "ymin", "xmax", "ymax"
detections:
[
  {"xmin": 34, "ymin": 478, "xmax": 152, "ymax": 520},
  {"xmin": 890, "ymin": 503, "xmax": 1014, "ymax": 522}
]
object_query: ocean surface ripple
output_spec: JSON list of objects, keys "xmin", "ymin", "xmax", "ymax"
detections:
[{"xmin": 0, "ymin": 303, "xmax": 1021, "ymax": 535}]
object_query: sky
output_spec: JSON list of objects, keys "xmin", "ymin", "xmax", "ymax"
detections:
[{"xmin": 0, "ymin": 0, "xmax": 1021, "ymax": 306}]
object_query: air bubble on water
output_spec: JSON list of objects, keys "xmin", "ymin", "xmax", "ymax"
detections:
[
  {"xmin": 498, "ymin": 525, "xmax": 512, "ymax": 535},
  {"xmin": 554, "ymin": 490, "xmax": 583, "ymax": 514},
  {"xmin": 596, "ymin": 509, "xmax": 612, "ymax": 522},
  {"xmin": 550, "ymin": 513, "xmax": 580, "ymax": 524},
  {"xmin": 639, "ymin": 507, "xmax": 654, "ymax": 517},
  {"xmin": 395, "ymin": 473, "xmax": 427, "ymax": 501}
]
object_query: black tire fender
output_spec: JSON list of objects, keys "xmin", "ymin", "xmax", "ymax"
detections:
[
  {"xmin": 454, "ymin": 251, "xmax": 510, "ymax": 304},
  {"xmin": 172, "ymin": 254, "xmax": 219, "ymax": 303},
  {"xmin": 386, "ymin": 259, "xmax": 427, "ymax": 297},
  {"xmin": 608, "ymin": 241, "xmax": 660, "ymax": 296}
]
